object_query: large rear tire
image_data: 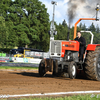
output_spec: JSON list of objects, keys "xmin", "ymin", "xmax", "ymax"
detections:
[
  {"xmin": 85, "ymin": 47, "xmax": 100, "ymax": 81},
  {"xmin": 39, "ymin": 59, "xmax": 46, "ymax": 77},
  {"xmin": 68, "ymin": 61, "xmax": 77, "ymax": 79}
]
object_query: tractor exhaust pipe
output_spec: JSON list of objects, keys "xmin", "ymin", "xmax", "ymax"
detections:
[
  {"xmin": 67, "ymin": 25, "xmax": 70, "ymax": 41},
  {"xmin": 67, "ymin": 32, "xmax": 69, "ymax": 41}
]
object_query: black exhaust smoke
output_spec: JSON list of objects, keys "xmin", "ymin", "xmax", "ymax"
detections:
[
  {"xmin": 67, "ymin": 0, "xmax": 100, "ymax": 26},
  {"xmin": 67, "ymin": 0, "xmax": 99, "ymax": 40},
  {"xmin": 67, "ymin": 0, "xmax": 79, "ymax": 40}
]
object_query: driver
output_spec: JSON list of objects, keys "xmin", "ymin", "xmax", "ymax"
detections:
[{"xmin": 74, "ymin": 31, "xmax": 86, "ymax": 63}]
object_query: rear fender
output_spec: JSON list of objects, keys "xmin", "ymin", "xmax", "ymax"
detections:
[{"xmin": 86, "ymin": 44, "xmax": 100, "ymax": 51}]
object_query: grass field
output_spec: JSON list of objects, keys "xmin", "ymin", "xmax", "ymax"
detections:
[
  {"xmin": 0, "ymin": 66, "xmax": 38, "ymax": 70},
  {"xmin": 1, "ymin": 94, "xmax": 100, "ymax": 100}
]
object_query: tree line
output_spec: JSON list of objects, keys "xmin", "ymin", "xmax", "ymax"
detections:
[
  {"xmin": 55, "ymin": 20, "xmax": 100, "ymax": 45},
  {"xmin": 0, "ymin": 0, "xmax": 50, "ymax": 52},
  {"xmin": 0, "ymin": 0, "xmax": 100, "ymax": 52}
]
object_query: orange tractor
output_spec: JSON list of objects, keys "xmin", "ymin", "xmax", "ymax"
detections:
[{"xmin": 39, "ymin": 6, "xmax": 100, "ymax": 81}]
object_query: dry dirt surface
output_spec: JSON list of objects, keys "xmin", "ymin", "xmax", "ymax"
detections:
[{"xmin": 0, "ymin": 70, "xmax": 100, "ymax": 95}]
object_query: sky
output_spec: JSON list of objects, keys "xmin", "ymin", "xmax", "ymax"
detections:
[{"xmin": 39, "ymin": 0, "xmax": 100, "ymax": 28}]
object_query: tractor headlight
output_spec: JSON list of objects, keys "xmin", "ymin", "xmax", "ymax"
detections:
[
  {"xmin": 62, "ymin": 44, "xmax": 65, "ymax": 47},
  {"xmin": 68, "ymin": 56, "xmax": 70, "ymax": 60}
]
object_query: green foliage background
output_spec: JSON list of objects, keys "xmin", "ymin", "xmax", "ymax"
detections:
[
  {"xmin": 55, "ymin": 20, "xmax": 100, "ymax": 46},
  {"xmin": 0, "ymin": 0, "xmax": 100, "ymax": 52},
  {"xmin": 0, "ymin": 0, "xmax": 50, "ymax": 51}
]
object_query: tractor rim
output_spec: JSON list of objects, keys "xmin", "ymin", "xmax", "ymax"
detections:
[{"xmin": 72, "ymin": 65, "xmax": 76, "ymax": 76}]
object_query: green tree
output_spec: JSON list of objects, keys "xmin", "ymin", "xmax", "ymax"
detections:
[
  {"xmin": 62, "ymin": 19, "xmax": 67, "ymax": 27},
  {"xmin": 79, "ymin": 23, "xmax": 82, "ymax": 29},
  {"xmin": 5, "ymin": 20, "xmax": 18, "ymax": 48},
  {"xmin": 0, "ymin": 0, "xmax": 50, "ymax": 51},
  {"xmin": 93, "ymin": 32, "xmax": 100, "ymax": 44},
  {"xmin": 96, "ymin": 24, "xmax": 100, "ymax": 33},
  {"xmin": 81, "ymin": 23, "xmax": 86, "ymax": 30},
  {"xmin": 55, "ymin": 20, "xmax": 68, "ymax": 40},
  {"xmin": 0, "ymin": 16, "xmax": 8, "ymax": 48},
  {"xmin": 89, "ymin": 23, "xmax": 96, "ymax": 32},
  {"xmin": 13, "ymin": 24, "xmax": 30, "ymax": 47}
]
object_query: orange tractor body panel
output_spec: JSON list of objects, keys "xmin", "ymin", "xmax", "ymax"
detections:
[{"xmin": 61, "ymin": 41, "xmax": 80, "ymax": 57}]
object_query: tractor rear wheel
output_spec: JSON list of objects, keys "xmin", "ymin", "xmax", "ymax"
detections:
[
  {"xmin": 39, "ymin": 59, "xmax": 46, "ymax": 76},
  {"xmin": 68, "ymin": 61, "xmax": 77, "ymax": 79},
  {"xmin": 85, "ymin": 46, "xmax": 100, "ymax": 81}
]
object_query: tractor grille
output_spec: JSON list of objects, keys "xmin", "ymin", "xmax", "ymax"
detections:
[{"xmin": 50, "ymin": 40, "xmax": 61, "ymax": 57}]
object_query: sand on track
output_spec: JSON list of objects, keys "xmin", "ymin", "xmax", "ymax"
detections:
[{"xmin": 0, "ymin": 70, "xmax": 100, "ymax": 95}]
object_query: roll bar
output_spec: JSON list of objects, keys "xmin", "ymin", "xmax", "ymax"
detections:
[
  {"xmin": 81, "ymin": 31, "xmax": 94, "ymax": 44},
  {"xmin": 74, "ymin": 18, "xmax": 96, "ymax": 39}
]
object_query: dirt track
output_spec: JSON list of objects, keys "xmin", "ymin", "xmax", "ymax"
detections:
[{"xmin": 0, "ymin": 70, "xmax": 100, "ymax": 95}]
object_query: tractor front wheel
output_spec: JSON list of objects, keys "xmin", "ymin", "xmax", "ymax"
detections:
[
  {"xmin": 68, "ymin": 61, "xmax": 77, "ymax": 79},
  {"xmin": 39, "ymin": 59, "xmax": 46, "ymax": 76}
]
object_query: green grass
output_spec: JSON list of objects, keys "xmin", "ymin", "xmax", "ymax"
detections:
[
  {"xmin": 25, "ymin": 94, "xmax": 100, "ymax": 100},
  {"xmin": 0, "ymin": 66, "xmax": 38, "ymax": 70},
  {"xmin": 1, "ymin": 94, "xmax": 100, "ymax": 100}
]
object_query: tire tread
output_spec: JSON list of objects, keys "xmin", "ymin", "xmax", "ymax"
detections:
[{"xmin": 85, "ymin": 46, "xmax": 100, "ymax": 81}]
